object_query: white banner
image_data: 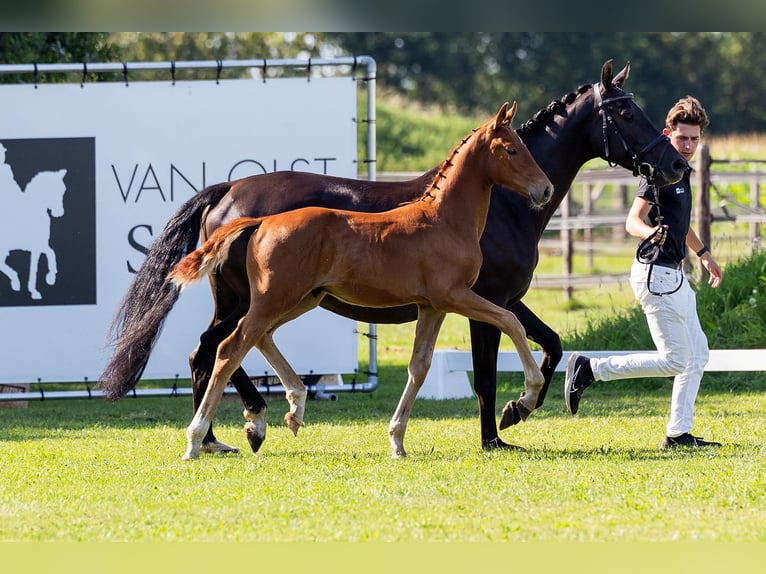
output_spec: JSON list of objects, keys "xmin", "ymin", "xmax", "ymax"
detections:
[{"xmin": 0, "ymin": 77, "xmax": 359, "ymax": 383}]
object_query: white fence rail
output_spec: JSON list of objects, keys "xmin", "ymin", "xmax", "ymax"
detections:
[{"xmin": 418, "ymin": 349, "xmax": 766, "ymax": 399}]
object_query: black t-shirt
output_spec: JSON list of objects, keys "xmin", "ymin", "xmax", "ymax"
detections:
[{"xmin": 635, "ymin": 167, "xmax": 693, "ymax": 266}]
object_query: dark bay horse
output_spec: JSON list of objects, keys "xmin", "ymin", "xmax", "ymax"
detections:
[
  {"xmin": 167, "ymin": 102, "xmax": 552, "ymax": 459},
  {"xmin": 101, "ymin": 60, "xmax": 686, "ymax": 452}
]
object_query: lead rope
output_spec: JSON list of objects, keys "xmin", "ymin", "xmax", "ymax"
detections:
[{"xmin": 636, "ymin": 181, "xmax": 684, "ymax": 296}]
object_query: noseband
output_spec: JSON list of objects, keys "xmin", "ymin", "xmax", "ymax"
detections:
[{"xmin": 593, "ymin": 82, "xmax": 669, "ymax": 181}]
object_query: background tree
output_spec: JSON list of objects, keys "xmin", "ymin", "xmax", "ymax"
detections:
[{"xmin": 2, "ymin": 32, "xmax": 765, "ymax": 133}]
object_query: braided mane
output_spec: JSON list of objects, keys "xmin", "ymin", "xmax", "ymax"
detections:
[
  {"xmin": 516, "ymin": 83, "xmax": 592, "ymax": 137},
  {"xmin": 418, "ymin": 127, "xmax": 480, "ymax": 202}
]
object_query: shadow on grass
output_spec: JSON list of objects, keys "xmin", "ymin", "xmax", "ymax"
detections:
[{"xmin": 3, "ymin": 371, "xmax": 763, "ymax": 444}]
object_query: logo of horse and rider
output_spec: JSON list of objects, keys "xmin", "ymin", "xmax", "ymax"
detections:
[{"xmin": 0, "ymin": 141, "xmax": 68, "ymax": 302}]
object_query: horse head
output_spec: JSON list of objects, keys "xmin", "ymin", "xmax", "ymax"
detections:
[
  {"xmin": 25, "ymin": 169, "xmax": 67, "ymax": 218},
  {"xmin": 592, "ymin": 59, "xmax": 686, "ymax": 187},
  {"xmin": 486, "ymin": 102, "xmax": 552, "ymax": 208}
]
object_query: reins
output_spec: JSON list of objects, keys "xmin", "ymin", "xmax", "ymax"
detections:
[
  {"xmin": 634, "ymin": 176, "xmax": 684, "ymax": 297},
  {"xmin": 593, "ymin": 81, "xmax": 683, "ymax": 296}
]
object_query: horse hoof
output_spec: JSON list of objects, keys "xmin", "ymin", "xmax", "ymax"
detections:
[
  {"xmin": 498, "ymin": 401, "xmax": 522, "ymax": 430},
  {"xmin": 482, "ymin": 437, "xmax": 526, "ymax": 451},
  {"xmin": 201, "ymin": 440, "xmax": 240, "ymax": 454},
  {"xmin": 244, "ymin": 408, "xmax": 267, "ymax": 453},
  {"xmin": 181, "ymin": 449, "xmax": 200, "ymax": 461},
  {"xmin": 245, "ymin": 421, "xmax": 266, "ymax": 453},
  {"xmin": 284, "ymin": 413, "xmax": 303, "ymax": 436},
  {"xmin": 391, "ymin": 449, "xmax": 407, "ymax": 459}
]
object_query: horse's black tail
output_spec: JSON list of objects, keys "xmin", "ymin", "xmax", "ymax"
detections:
[{"xmin": 99, "ymin": 182, "xmax": 232, "ymax": 401}]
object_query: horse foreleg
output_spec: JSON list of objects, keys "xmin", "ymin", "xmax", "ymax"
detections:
[
  {"xmin": 469, "ymin": 318, "xmax": 524, "ymax": 449},
  {"xmin": 42, "ymin": 245, "xmax": 57, "ymax": 286},
  {"xmin": 255, "ymin": 333, "xmax": 306, "ymax": 437},
  {"xmin": 388, "ymin": 306, "xmax": 445, "ymax": 458},
  {"xmin": 27, "ymin": 251, "xmax": 42, "ymax": 300},
  {"xmin": 496, "ymin": 308, "xmax": 545, "ymax": 429},
  {"xmin": 443, "ymin": 291, "xmax": 545, "ymax": 428},
  {"xmin": 509, "ymin": 301, "xmax": 563, "ymax": 409}
]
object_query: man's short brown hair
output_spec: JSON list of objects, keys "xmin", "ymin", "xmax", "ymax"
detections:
[{"xmin": 665, "ymin": 95, "xmax": 710, "ymax": 132}]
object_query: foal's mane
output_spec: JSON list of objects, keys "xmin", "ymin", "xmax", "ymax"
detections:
[
  {"xmin": 516, "ymin": 83, "xmax": 592, "ymax": 137},
  {"xmin": 422, "ymin": 127, "xmax": 480, "ymax": 199}
]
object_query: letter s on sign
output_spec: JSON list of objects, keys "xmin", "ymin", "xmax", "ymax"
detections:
[{"xmin": 127, "ymin": 224, "xmax": 153, "ymax": 274}]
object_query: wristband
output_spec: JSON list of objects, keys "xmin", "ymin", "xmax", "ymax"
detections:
[{"xmin": 696, "ymin": 245, "xmax": 710, "ymax": 257}]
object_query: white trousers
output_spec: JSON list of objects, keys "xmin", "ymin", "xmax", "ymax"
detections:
[{"xmin": 590, "ymin": 259, "xmax": 709, "ymax": 437}]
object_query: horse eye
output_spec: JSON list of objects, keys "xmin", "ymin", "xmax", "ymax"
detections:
[
  {"xmin": 504, "ymin": 146, "xmax": 517, "ymax": 156},
  {"xmin": 620, "ymin": 109, "xmax": 634, "ymax": 120}
]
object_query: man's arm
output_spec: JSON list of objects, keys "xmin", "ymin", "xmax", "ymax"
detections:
[{"xmin": 686, "ymin": 227, "xmax": 722, "ymax": 288}]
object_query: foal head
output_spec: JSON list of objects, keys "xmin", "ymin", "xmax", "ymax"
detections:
[{"xmin": 483, "ymin": 102, "xmax": 552, "ymax": 208}]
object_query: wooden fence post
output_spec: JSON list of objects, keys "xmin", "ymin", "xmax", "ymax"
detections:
[
  {"xmin": 695, "ymin": 144, "xmax": 712, "ymax": 281},
  {"xmin": 751, "ymin": 164, "xmax": 762, "ymax": 246},
  {"xmin": 561, "ymin": 188, "xmax": 573, "ymax": 301}
]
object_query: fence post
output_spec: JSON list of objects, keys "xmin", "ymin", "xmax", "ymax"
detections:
[
  {"xmin": 751, "ymin": 164, "xmax": 762, "ymax": 246},
  {"xmin": 695, "ymin": 144, "xmax": 712, "ymax": 281},
  {"xmin": 561, "ymin": 187, "xmax": 573, "ymax": 300},
  {"xmin": 583, "ymin": 182, "xmax": 593, "ymax": 270}
]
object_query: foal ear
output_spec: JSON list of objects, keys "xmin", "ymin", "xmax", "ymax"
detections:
[
  {"xmin": 613, "ymin": 61, "xmax": 630, "ymax": 88},
  {"xmin": 600, "ymin": 59, "xmax": 614, "ymax": 93},
  {"xmin": 504, "ymin": 101, "xmax": 518, "ymax": 124},
  {"xmin": 492, "ymin": 102, "xmax": 509, "ymax": 131}
]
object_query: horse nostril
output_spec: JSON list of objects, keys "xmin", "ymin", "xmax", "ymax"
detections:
[{"xmin": 672, "ymin": 159, "xmax": 687, "ymax": 172}]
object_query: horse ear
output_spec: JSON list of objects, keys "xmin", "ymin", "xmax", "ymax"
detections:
[
  {"xmin": 504, "ymin": 101, "xmax": 518, "ymax": 124},
  {"xmin": 492, "ymin": 102, "xmax": 509, "ymax": 130},
  {"xmin": 58, "ymin": 169, "xmax": 68, "ymax": 177},
  {"xmin": 613, "ymin": 61, "xmax": 630, "ymax": 88},
  {"xmin": 600, "ymin": 59, "xmax": 614, "ymax": 92}
]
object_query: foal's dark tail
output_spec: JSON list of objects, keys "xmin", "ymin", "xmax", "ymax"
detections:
[{"xmin": 99, "ymin": 182, "xmax": 233, "ymax": 401}]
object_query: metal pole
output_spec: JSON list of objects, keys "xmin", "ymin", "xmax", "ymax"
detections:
[{"xmin": 360, "ymin": 55, "xmax": 379, "ymax": 388}]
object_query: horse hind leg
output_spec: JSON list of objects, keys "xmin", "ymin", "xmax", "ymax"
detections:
[
  {"xmin": 0, "ymin": 255, "xmax": 21, "ymax": 292},
  {"xmin": 255, "ymin": 333, "xmax": 307, "ymax": 437},
  {"xmin": 388, "ymin": 306, "xmax": 445, "ymax": 458},
  {"xmin": 190, "ymin": 343, "xmax": 240, "ymax": 455},
  {"xmin": 183, "ymin": 323, "xmax": 258, "ymax": 460}
]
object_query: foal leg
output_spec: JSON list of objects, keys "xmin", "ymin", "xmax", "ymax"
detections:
[
  {"xmin": 441, "ymin": 290, "xmax": 545, "ymax": 425},
  {"xmin": 192, "ymin": 343, "xmax": 269, "ymax": 454},
  {"xmin": 184, "ymin": 322, "xmax": 259, "ymax": 460},
  {"xmin": 388, "ymin": 306, "xmax": 446, "ymax": 458},
  {"xmin": 255, "ymin": 333, "xmax": 307, "ymax": 436}
]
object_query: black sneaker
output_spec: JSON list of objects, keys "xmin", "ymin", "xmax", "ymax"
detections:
[
  {"xmin": 564, "ymin": 352, "xmax": 594, "ymax": 415},
  {"xmin": 660, "ymin": 433, "xmax": 722, "ymax": 449}
]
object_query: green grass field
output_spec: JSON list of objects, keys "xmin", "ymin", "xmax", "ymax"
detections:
[
  {"xmin": 2, "ymin": 372, "xmax": 765, "ymax": 542},
  {"xmin": 3, "ymin": 246, "xmax": 765, "ymax": 545}
]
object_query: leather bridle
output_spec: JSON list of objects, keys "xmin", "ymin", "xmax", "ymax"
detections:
[{"xmin": 593, "ymin": 82, "xmax": 670, "ymax": 181}]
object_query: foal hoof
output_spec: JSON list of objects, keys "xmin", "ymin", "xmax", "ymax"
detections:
[
  {"xmin": 244, "ymin": 407, "xmax": 268, "ymax": 453},
  {"xmin": 482, "ymin": 437, "xmax": 526, "ymax": 452},
  {"xmin": 499, "ymin": 400, "xmax": 521, "ymax": 429},
  {"xmin": 284, "ymin": 413, "xmax": 303, "ymax": 437},
  {"xmin": 498, "ymin": 400, "xmax": 532, "ymax": 430}
]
